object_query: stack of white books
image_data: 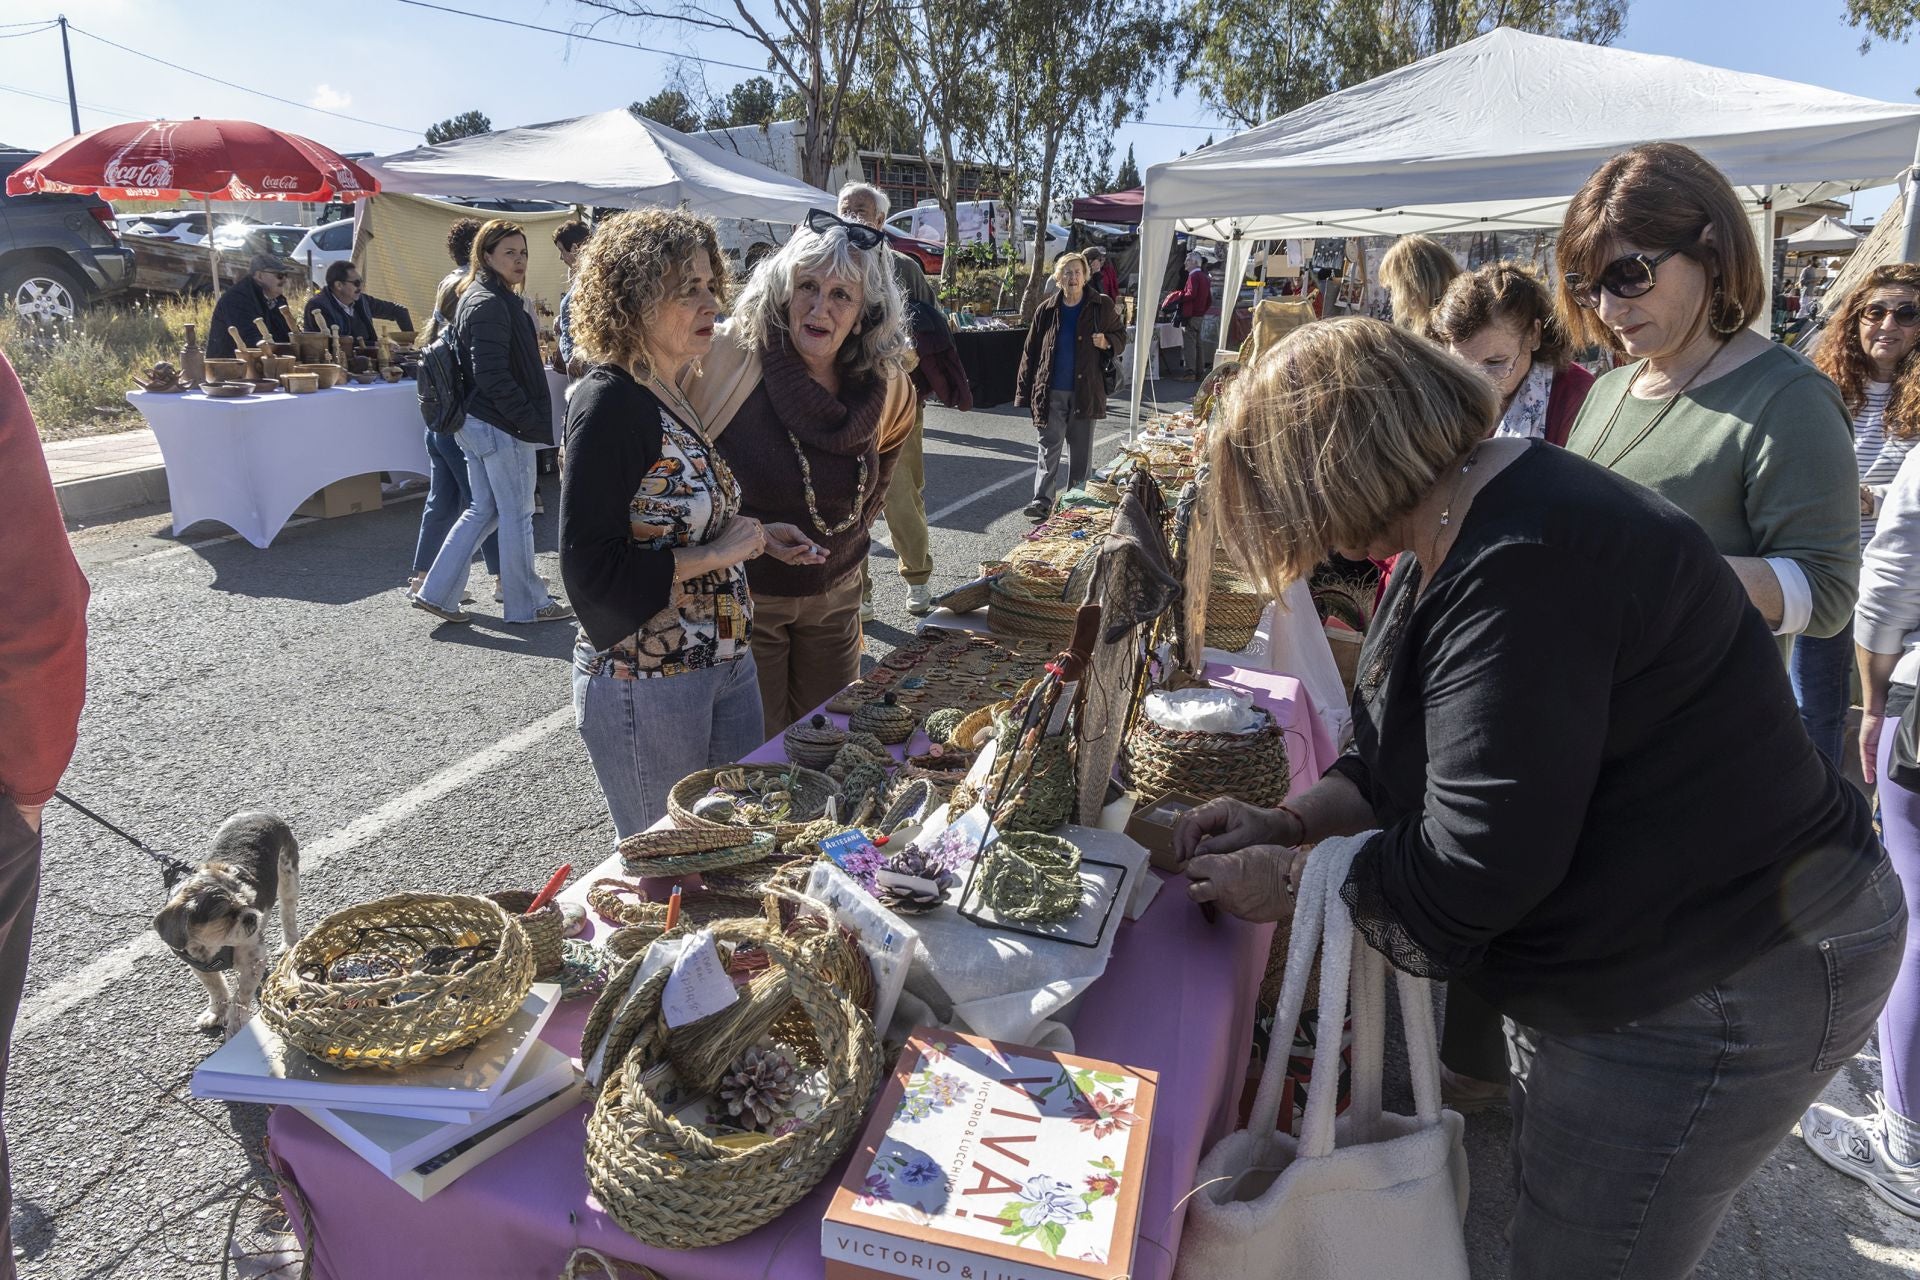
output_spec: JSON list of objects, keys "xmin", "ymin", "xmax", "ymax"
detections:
[{"xmin": 192, "ymin": 984, "xmax": 581, "ymax": 1199}]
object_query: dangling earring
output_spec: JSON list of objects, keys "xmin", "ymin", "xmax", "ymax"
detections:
[{"xmin": 1709, "ymin": 286, "xmax": 1747, "ymax": 335}]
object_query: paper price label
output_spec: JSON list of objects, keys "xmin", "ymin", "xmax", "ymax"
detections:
[{"xmin": 662, "ymin": 929, "xmax": 740, "ymax": 1029}]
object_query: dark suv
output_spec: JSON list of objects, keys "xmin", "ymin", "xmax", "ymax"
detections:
[{"xmin": 0, "ymin": 146, "xmax": 134, "ymax": 322}]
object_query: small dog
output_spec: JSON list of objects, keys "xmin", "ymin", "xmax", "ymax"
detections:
[{"xmin": 152, "ymin": 811, "xmax": 301, "ymax": 1039}]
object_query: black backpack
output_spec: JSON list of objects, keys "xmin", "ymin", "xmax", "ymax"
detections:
[{"xmin": 416, "ymin": 322, "xmax": 467, "ymax": 434}]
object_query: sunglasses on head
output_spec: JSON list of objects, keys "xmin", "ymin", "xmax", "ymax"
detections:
[
  {"xmin": 1564, "ymin": 248, "xmax": 1681, "ymax": 309},
  {"xmin": 806, "ymin": 208, "xmax": 884, "ymax": 250},
  {"xmin": 1862, "ymin": 302, "xmax": 1920, "ymax": 328}
]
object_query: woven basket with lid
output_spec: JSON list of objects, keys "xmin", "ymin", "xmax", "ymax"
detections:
[
  {"xmin": 783, "ymin": 714, "xmax": 847, "ymax": 770},
  {"xmin": 848, "ymin": 691, "xmax": 916, "ymax": 744}
]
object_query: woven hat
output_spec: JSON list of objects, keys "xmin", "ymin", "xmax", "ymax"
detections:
[
  {"xmin": 849, "ymin": 691, "xmax": 916, "ymax": 745},
  {"xmin": 783, "ymin": 714, "xmax": 846, "ymax": 770}
]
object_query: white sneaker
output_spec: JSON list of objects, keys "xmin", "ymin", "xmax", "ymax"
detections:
[
  {"xmin": 907, "ymin": 583, "xmax": 934, "ymax": 616},
  {"xmin": 859, "ymin": 600, "xmax": 876, "ymax": 623},
  {"xmin": 1801, "ymin": 1099, "xmax": 1920, "ymax": 1219}
]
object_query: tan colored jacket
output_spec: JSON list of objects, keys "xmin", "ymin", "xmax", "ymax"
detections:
[{"xmin": 686, "ymin": 322, "xmax": 917, "ymax": 453}]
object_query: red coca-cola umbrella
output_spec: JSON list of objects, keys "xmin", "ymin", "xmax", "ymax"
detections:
[{"xmin": 5, "ymin": 118, "xmax": 379, "ymax": 288}]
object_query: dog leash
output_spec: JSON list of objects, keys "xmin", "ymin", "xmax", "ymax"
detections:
[{"xmin": 51, "ymin": 789, "xmax": 198, "ymax": 890}]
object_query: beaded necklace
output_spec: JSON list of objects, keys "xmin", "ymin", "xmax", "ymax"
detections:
[{"xmin": 787, "ymin": 430, "xmax": 870, "ymax": 537}]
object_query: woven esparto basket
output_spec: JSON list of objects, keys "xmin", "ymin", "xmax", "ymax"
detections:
[
  {"xmin": 977, "ymin": 713, "xmax": 1076, "ymax": 833},
  {"xmin": 1127, "ymin": 701, "xmax": 1292, "ymax": 809},
  {"xmin": 619, "ymin": 826, "xmax": 777, "ymax": 879},
  {"xmin": 582, "ymin": 919, "xmax": 882, "ymax": 1248},
  {"xmin": 1204, "ymin": 569, "xmax": 1266, "ymax": 653},
  {"xmin": 486, "ymin": 889, "xmax": 565, "ymax": 981},
  {"xmin": 987, "ymin": 573, "xmax": 1081, "ymax": 648},
  {"xmin": 666, "ymin": 764, "xmax": 837, "ymax": 843},
  {"xmin": 931, "ymin": 571, "xmax": 1000, "ymax": 615},
  {"xmin": 260, "ymin": 893, "xmax": 534, "ymax": 1070}
]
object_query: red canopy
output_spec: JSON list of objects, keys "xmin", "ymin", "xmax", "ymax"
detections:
[
  {"xmin": 5, "ymin": 119, "xmax": 378, "ymax": 202},
  {"xmin": 1071, "ymin": 187, "xmax": 1142, "ymax": 224}
]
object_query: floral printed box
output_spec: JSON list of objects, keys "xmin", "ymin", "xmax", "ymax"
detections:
[{"xmin": 823, "ymin": 1027, "xmax": 1156, "ymax": 1280}]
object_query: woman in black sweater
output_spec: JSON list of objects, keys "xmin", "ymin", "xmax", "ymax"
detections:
[
  {"xmin": 558, "ymin": 210, "xmax": 822, "ymax": 836},
  {"xmin": 1175, "ymin": 318, "xmax": 1902, "ymax": 1276}
]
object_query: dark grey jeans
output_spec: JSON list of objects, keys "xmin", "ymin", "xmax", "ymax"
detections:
[
  {"xmin": 1033, "ymin": 388, "xmax": 1093, "ymax": 502},
  {"xmin": 1505, "ymin": 854, "xmax": 1906, "ymax": 1279},
  {"xmin": 0, "ymin": 803, "xmax": 42, "ymax": 1280}
]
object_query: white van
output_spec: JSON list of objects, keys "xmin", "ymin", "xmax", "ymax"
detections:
[{"xmin": 887, "ymin": 201, "xmax": 1068, "ymax": 267}]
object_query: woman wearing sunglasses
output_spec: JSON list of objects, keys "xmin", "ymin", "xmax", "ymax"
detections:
[
  {"xmin": 688, "ymin": 212, "xmax": 916, "ymax": 736},
  {"xmin": 1805, "ymin": 264, "xmax": 1920, "ymax": 1216},
  {"xmin": 1559, "ymin": 144, "xmax": 1859, "ymax": 669},
  {"xmin": 1791, "ymin": 267, "xmax": 1920, "ymax": 766}
]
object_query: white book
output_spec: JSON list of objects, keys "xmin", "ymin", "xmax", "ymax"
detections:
[
  {"xmin": 393, "ymin": 1081, "xmax": 584, "ymax": 1201},
  {"xmin": 293, "ymin": 1040, "xmax": 578, "ymax": 1177},
  {"xmin": 191, "ymin": 984, "xmax": 561, "ymax": 1117}
]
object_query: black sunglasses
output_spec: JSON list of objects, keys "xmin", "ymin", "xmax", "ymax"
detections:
[
  {"xmin": 341, "ymin": 277, "xmax": 364, "ymax": 287},
  {"xmin": 1564, "ymin": 248, "xmax": 1681, "ymax": 309},
  {"xmin": 806, "ymin": 208, "xmax": 884, "ymax": 250},
  {"xmin": 1862, "ymin": 302, "xmax": 1920, "ymax": 328}
]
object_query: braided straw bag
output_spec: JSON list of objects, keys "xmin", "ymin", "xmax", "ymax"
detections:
[
  {"xmin": 581, "ymin": 919, "xmax": 882, "ymax": 1248},
  {"xmin": 1128, "ymin": 700, "xmax": 1292, "ymax": 809},
  {"xmin": 260, "ymin": 893, "xmax": 534, "ymax": 1070},
  {"xmin": 1205, "ymin": 568, "xmax": 1266, "ymax": 653}
]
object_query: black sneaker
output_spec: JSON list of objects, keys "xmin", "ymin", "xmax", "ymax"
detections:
[{"xmin": 1024, "ymin": 499, "xmax": 1051, "ymax": 520}]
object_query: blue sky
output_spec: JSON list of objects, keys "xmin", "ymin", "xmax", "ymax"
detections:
[{"xmin": 0, "ymin": 1, "xmax": 1913, "ymax": 221}]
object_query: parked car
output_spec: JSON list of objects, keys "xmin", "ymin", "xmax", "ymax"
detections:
[
  {"xmin": 887, "ymin": 201, "xmax": 1068, "ymax": 267},
  {"xmin": 0, "ymin": 146, "xmax": 134, "ymax": 322},
  {"xmin": 885, "ymin": 228, "xmax": 944, "ymax": 275},
  {"xmin": 290, "ymin": 217, "xmax": 352, "ymax": 284}
]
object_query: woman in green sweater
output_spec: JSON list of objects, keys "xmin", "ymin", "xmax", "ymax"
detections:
[{"xmin": 1558, "ymin": 143, "xmax": 1858, "ymax": 658}]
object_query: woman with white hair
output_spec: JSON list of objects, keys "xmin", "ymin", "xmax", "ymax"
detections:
[
  {"xmin": 690, "ymin": 213, "xmax": 917, "ymax": 735},
  {"xmin": 1016, "ymin": 251, "xmax": 1128, "ymax": 519}
]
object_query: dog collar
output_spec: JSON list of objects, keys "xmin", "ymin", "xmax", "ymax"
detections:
[{"xmin": 172, "ymin": 944, "xmax": 236, "ymax": 974}]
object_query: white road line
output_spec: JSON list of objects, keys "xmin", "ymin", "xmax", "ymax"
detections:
[
  {"xmin": 15, "ymin": 706, "xmax": 574, "ymax": 1039},
  {"xmin": 110, "ymin": 491, "xmax": 428, "ymax": 569},
  {"xmin": 871, "ymin": 430, "xmax": 1122, "ymax": 548}
]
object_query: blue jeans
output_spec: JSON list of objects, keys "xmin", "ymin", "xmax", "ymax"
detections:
[
  {"xmin": 419, "ymin": 418, "xmax": 545, "ymax": 621},
  {"xmin": 573, "ymin": 653, "xmax": 765, "ymax": 841},
  {"xmin": 1790, "ymin": 626, "xmax": 1852, "ymax": 766},
  {"xmin": 1504, "ymin": 855, "xmax": 1905, "ymax": 1278},
  {"xmin": 412, "ymin": 427, "xmax": 498, "ymax": 577}
]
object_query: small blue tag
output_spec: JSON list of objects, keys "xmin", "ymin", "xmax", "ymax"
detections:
[{"xmin": 818, "ymin": 828, "xmax": 878, "ymax": 871}]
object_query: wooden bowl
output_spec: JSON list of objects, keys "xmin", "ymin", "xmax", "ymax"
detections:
[
  {"xmin": 264, "ymin": 355, "xmax": 298, "ymax": 379},
  {"xmin": 380, "ymin": 367, "xmax": 404, "ymax": 382},
  {"xmin": 290, "ymin": 332, "xmax": 331, "ymax": 364},
  {"xmin": 347, "ymin": 370, "xmax": 378, "ymax": 384},
  {"xmin": 202, "ymin": 383, "xmax": 252, "ymax": 399},
  {"xmin": 203, "ymin": 359, "xmax": 249, "ymax": 383},
  {"xmin": 251, "ymin": 379, "xmax": 282, "ymax": 393},
  {"xmin": 295, "ymin": 363, "xmax": 344, "ymax": 389},
  {"xmin": 282, "ymin": 372, "xmax": 319, "ymax": 394}
]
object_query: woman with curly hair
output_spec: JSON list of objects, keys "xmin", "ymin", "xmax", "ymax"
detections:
[
  {"xmin": 1788, "ymin": 264, "xmax": 1920, "ymax": 766},
  {"xmin": 1427, "ymin": 262, "xmax": 1594, "ymax": 445},
  {"xmin": 689, "ymin": 213, "xmax": 916, "ymax": 736},
  {"xmin": 558, "ymin": 209, "xmax": 826, "ymax": 835}
]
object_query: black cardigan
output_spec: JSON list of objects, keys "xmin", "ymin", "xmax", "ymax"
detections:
[
  {"xmin": 453, "ymin": 277, "xmax": 551, "ymax": 445},
  {"xmin": 1333, "ymin": 443, "xmax": 1879, "ymax": 1034},
  {"xmin": 558, "ymin": 366, "xmax": 678, "ymax": 654}
]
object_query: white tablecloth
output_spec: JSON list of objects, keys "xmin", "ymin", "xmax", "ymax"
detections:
[{"xmin": 128, "ymin": 381, "xmax": 430, "ymax": 548}]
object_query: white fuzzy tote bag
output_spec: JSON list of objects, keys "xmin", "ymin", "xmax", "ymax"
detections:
[{"xmin": 1173, "ymin": 834, "xmax": 1470, "ymax": 1280}]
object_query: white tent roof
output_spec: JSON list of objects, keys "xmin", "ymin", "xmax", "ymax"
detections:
[
  {"xmin": 1780, "ymin": 215, "xmax": 1864, "ymax": 253},
  {"xmin": 363, "ymin": 109, "xmax": 833, "ymax": 219},
  {"xmin": 1142, "ymin": 27, "xmax": 1920, "ymax": 240}
]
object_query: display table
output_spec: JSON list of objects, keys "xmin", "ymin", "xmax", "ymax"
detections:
[
  {"xmin": 128, "ymin": 381, "xmax": 429, "ymax": 548},
  {"xmin": 268, "ymin": 664, "xmax": 1326, "ymax": 1280},
  {"xmin": 950, "ymin": 324, "xmax": 1025, "ymax": 408}
]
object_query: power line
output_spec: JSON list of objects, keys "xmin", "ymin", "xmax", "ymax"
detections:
[
  {"xmin": 393, "ymin": 0, "xmax": 773, "ymax": 75},
  {"xmin": 0, "ymin": 79, "xmax": 143, "ymax": 121},
  {"xmin": 0, "ymin": 22, "xmax": 56, "ymax": 39},
  {"xmin": 65, "ymin": 25, "xmax": 423, "ymax": 136}
]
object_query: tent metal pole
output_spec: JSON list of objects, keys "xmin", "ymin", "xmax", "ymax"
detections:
[{"xmin": 1900, "ymin": 132, "xmax": 1920, "ymax": 265}]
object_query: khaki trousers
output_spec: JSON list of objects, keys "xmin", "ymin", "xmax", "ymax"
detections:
[
  {"xmin": 751, "ymin": 568, "xmax": 865, "ymax": 738},
  {"xmin": 864, "ymin": 408, "xmax": 933, "ymax": 599}
]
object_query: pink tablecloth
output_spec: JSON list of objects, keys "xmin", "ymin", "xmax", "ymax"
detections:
[{"xmin": 269, "ymin": 665, "xmax": 1326, "ymax": 1280}]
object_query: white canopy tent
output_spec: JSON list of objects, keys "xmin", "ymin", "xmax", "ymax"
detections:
[
  {"xmin": 1780, "ymin": 215, "xmax": 1864, "ymax": 254},
  {"xmin": 1131, "ymin": 27, "xmax": 1920, "ymax": 422},
  {"xmin": 363, "ymin": 108, "xmax": 833, "ymax": 218}
]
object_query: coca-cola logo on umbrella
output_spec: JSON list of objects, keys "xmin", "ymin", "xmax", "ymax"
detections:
[
  {"xmin": 259, "ymin": 175, "xmax": 302, "ymax": 191},
  {"xmin": 104, "ymin": 159, "xmax": 174, "ymax": 189}
]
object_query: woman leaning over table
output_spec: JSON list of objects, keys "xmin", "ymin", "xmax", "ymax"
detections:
[
  {"xmin": 558, "ymin": 209, "xmax": 827, "ymax": 836},
  {"xmin": 1174, "ymin": 317, "xmax": 1900, "ymax": 1278},
  {"xmin": 1791, "ymin": 265, "xmax": 1920, "ymax": 765},
  {"xmin": 1558, "ymin": 143, "xmax": 1860, "ymax": 665},
  {"xmin": 691, "ymin": 213, "xmax": 916, "ymax": 738},
  {"xmin": 1805, "ymin": 265, "xmax": 1920, "ymax": 1218}
]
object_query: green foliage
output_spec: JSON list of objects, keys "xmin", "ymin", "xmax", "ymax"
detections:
[
  {"xmin": 633, "ymin": 88, "xmax": 703, "ymax": 132},
  {"xmin": 1115, "ymin": 144, "xmax": 1141, "ymax": 191},
  {"xmin": 3, "ymin": 294, "xmax": 214, "ymax": 439},
  {"xmin": 706, "ymin": 76, "xmax": 780, "ymax": 129},
  {"xmin": 1844, "ymin": 0, "xmax": 1920, "ymax": 92},
  {"xmin": 425, "ymin": 110, "xmax": 492, "ymax": 144}
]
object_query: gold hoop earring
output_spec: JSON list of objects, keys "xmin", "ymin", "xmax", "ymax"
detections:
[{"xmin": 1709, "ymin": 288, "xmax": 1747, "ymax": 335}]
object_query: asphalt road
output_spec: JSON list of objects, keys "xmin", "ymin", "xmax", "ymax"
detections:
[{"xmin": 13, "ymin": 390, "xmax": 1920, "ymax": 1277}]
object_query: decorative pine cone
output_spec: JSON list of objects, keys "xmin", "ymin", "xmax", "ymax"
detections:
[{"xmin": 717, "ymin": 1044, "xmax": 799, "ymax": 1131}]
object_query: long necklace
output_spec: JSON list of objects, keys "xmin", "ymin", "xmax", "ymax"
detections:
[
  {"xmin": 787, "ymin": 430, "xmax": 869, "ymax": 538},
  {"xmin": 646, "ymin": 373, "xmax": 704, "ymax": 437},
  {"xmin": 1582, "ymin": 343, "xmax": 1724, "ymax": 470},
  {"xmin": 1436, "ymin": 445, "xmax": 1481, "ymax": 531}
]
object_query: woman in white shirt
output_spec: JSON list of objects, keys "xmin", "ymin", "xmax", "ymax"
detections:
[
  {"xmin": 1811, "ymin": 262, "xmax": 1920, "ymax": 1217},
  {"xmin": 1792, "ymin": 265, "xmax": 1920, "ymax": 766}
]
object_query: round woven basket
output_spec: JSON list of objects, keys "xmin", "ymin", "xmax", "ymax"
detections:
[
  {"xmin": 667, "ymin": 764, "xmax": 838, "ymax": 843},
  {"xmin": 987, "ymin": 573, "xmax": 1080, "ymax": 648},
  {"xmin": 931, "ymin": 572, "xmax": 999, "ymax": 615},
  {"xmin": 951, "ymin": 699, "xmax": 1013, "ymax": 752},
  {"xmin": 259, "ymin": 893, "xmax": 534, "ymax": 1070},
  {"xmin": 619, "ymin": 827, "xmax": 777, "ymax": 879},
  {"xmin": 582, "ymin": 919, "xmax": 882, "ymax": 1248},
  {"xmin": 1204, "ymin": 569, "xmax": 1266, "ymax": 653},
  {"xmin": 848, "ymin": 692, "xmax": 916, "ymax": 745},
  {"xmin": 782, "ymin": 715, "xmax": 846, "ymax": 770},
  {"xmin": 485, "ymin": 889, "xmax": 565, "ymax": 981},
  {"xmin": 1086, "ymin": 479, "xmax": 1122, "ymax": 503},
  {"xmin": 1128, "ymin": 701, "xmax": 1292, "ymax": 809}
]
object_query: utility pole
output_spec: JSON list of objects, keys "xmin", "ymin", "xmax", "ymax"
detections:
[{"xmin": 58, "ymin": 15, "xmax": 80, "ymax": 136}]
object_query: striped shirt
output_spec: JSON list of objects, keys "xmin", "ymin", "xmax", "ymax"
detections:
[{"xmin": 1858, "ymin": 382, "xmax": 1906, "ymax": 547}]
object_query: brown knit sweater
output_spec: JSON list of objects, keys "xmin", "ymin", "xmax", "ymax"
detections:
[{"xmin": 714, "ymin": 337, "xmax": 901, "ymax": 598}]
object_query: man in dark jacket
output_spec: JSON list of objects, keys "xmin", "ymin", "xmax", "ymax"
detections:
[
  {"xmin": 302, "ymin": 261, "xmax": 414, "ymax": 345},
  {"xmin": 206, "ymin": 253, "xmax": 296, "ymax": 358}
]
